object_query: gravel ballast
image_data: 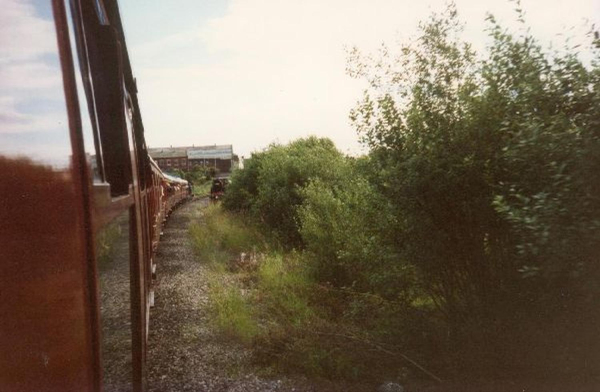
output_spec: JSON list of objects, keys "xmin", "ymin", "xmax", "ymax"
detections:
[{"xmin": 146, "ymin": 198, "xmax": 319, "ymax": 392}]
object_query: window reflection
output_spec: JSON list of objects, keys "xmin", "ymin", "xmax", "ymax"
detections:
[
  {"xmin": 0, "ymin": 0, "xmax": 71, "ymax": 168},
  {"xmin": 65, "ymin": 0, "xmax": 106, "ymax": 182},
  {"xmin": 97, "ymin": 210, "xmax": 133, "ymax": 392}
]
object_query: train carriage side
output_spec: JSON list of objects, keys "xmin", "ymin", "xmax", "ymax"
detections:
[{"xmin": 0, "ymin": 0, "xmax": 187, "ymax": 391}]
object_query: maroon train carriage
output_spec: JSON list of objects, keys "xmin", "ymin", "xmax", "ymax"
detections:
[{"xmin": 0, "ymin": 0, "xmax": 189, "ymax": 391}]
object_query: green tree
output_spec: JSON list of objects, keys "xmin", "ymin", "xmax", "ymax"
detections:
[
  {"xmin": 222, "ymin": 151, "xmax": 263, "ymax": 212},
  {"xmin": 349, "ymin": 3, "xmax": 600, "ymax": 380},
  {"xmin": 223, "ymin": 137, "xmax": 347, "ymax": 247}
]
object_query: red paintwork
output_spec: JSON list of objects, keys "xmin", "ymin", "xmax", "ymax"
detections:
[
  {"xmin": 0, "ymin": 159, "xmax": 97, "ymax": 392},
  {"xmin": 0, "ymin": 1, "xmax": 190, "ymax": 391}
]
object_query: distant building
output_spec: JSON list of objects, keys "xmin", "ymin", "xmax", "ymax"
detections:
[
  {"xmin": 187, "ymin": 145, "xmax": 234, "ymax": 174},
  {"xmin": 148, "ymin": 144, "xmax": 235, "ymax": 174},
  {"xmin": 148, "ymin": 147, "xmax": 189, "ymax": 171}
]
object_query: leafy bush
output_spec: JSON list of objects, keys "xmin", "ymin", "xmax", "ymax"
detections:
[
  {"xmin": 203, "ymin": 4, "xmax": 600, "ymax": 385},
  {"xmin": 299, "ymin": 173, "xmax": 417, "ymax": 301},
  {"xmin": 224, "ymin": 136, "xmax": 347, "ymax": 247},
  {"xmin": 349, "ymin": 3, "xmax": 600, "ymax": 381},
  {"xmin": 222, "ymin": 152, "xmax": 263, "ymax": 212}
]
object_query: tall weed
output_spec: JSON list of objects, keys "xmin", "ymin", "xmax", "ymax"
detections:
[
  {"xmin": 209, "ymin": 283, "xmax": 258, "ymax": 343},
  {"xmin": 189, "ymin": 204, "xmax": 264, "ymax": 265}
]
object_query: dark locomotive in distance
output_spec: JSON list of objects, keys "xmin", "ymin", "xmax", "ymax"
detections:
[{"xmin": 0, "ymin": 0, "xmax": 189, "ymax": 391}]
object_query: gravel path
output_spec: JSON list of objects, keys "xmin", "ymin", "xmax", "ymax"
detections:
[{"xmin": 146, "ymin": 198, "xmax": 317, "ymax": 392}]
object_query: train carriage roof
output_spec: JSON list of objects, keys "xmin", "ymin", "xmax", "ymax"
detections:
[{"xmin": 148, "ymin": 156, "xmax": 188, "ymax": 184}]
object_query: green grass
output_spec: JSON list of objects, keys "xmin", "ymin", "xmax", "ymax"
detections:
[
  {"xmin": 189, "ymin": 204, "xmax": 264, "ymax": 266},
  {"xmin": 257, "ymin": 253, "xmax": 314, "ymax": 326},
  {"xmin": 192, "ymin": 181, "xmax": 211, "ymax": 197},
  {"xmin": 96, "ymin": 219, "xmax": 122, "ymax": 271},
  {"xmin": 189, "ymin": 205, "xmax": 316, "ymax": 347},
  {"xmin": 188, "ymin": 204, "xmax": 408, "ymax": 383},
  {"xmin": 209, "ymin": 283, "xmax": 258, "ymax": 343},
  {"xmin": 190, "ymin": 204, "xmax": 263, "ymax": 342}
]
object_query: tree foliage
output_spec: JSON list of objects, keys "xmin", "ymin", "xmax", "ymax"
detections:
[
  {"xmin": 222, "ymin": 4, "xmax": 600, "ymax": 384},
  {"xmin": 224, "ymin": 136, "xmax": 347, "ymax": 247},
  {"xmin": 349, "ymin": 3, "xmax": 600, "ymax": 380}
]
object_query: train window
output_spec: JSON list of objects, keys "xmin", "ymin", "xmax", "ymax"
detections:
[
  {"xmin": 93, "ymin": 0, "xmax": 110, "ymax": 25},
  {"xmin": 167, "ymin": 159, "xmax": 171, "ymax": 166},
  {"xmin": 0, "ymin": 0, "xmax": 71, "ymax": 168},
  {"xmin": 96, "ymin": 209, "xmax": 133, "ymax": 391},
  {"xmin": 75, "ymin": 0, "xmax": 133, "ymax": 196},
  {"xmin": 65, "ymin": 0, "xmax": 105, "ymax": 183}
]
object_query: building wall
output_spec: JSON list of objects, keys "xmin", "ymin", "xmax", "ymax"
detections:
[
  {"xmin": 155, "ymin": 157, "xmax": 188, "ymax": 171},
  {"xmin": 216, "ymin": 159, "xmax": 231, "ymax": 173},
  {"xmin": 151, "ymin": 147, "xmax": 234, "ymax": 174},
  {"xmin": 189, "ymin": 158, "xmax": 231, "ymax": 173}
]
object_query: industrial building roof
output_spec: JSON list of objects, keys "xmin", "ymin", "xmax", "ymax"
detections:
[
  {"xmin": 148, "ymin": 147, "xmax": 187, "ymax": 159},
  {"xmin": 187, "ymin": 145, "xmax": 233, "ymax": 160},
  {"xmin": 148, "ymin": 145, "xmax": 233, "ymax": 160}
]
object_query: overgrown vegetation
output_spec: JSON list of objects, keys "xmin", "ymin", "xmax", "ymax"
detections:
[
  {"xmin": 96, "ymin": 217, "xmax": 124, "ymax": 271},
  {"xmin": 194, "ymin": 4, "xmax": 600, "ymax": 388},
  {"xmin": 170, "ymin": 166, "xmax": 214, "ymax": 196},
  {"xmin": 190, "ymin": 206, "xmax": 420, "ymax": 383},
  {"xmin": 224, "ymin": 137, "xmax": 348, "ymax": 246},
  {"xmin": 190, "ymin": 204, "xmax": 265, "ymax": 266}
]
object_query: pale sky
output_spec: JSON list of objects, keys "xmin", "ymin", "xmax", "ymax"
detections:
[
  {"xmin": 119, "ymin": 0, "xmax": 600, "ymax": 158},
  {"xmin": 1, "ymin": 0, "xmax": 598, "ymax": 163}
]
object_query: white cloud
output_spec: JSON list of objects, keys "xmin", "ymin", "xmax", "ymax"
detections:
[
  {"xmin": 0, "ymin": 0, "xmax": 56, "ymax": 61},
  {"xmin": 0, "ymin": 0, "xmax": 67, "ymax": 138},
  {"xmin": 0, "ymin": 96, "xmax": 29, "ymax": 127},
  {"xmin": 0, "ymin": 61, "xmax": 62, "ymax": 90},
  {"xmin": 129, "ymin": 0, "xmax": 600, "ymax": 157},
  {"xmin": 0, "ymin": 96, "xmax": 65, "ymax": 135}
]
